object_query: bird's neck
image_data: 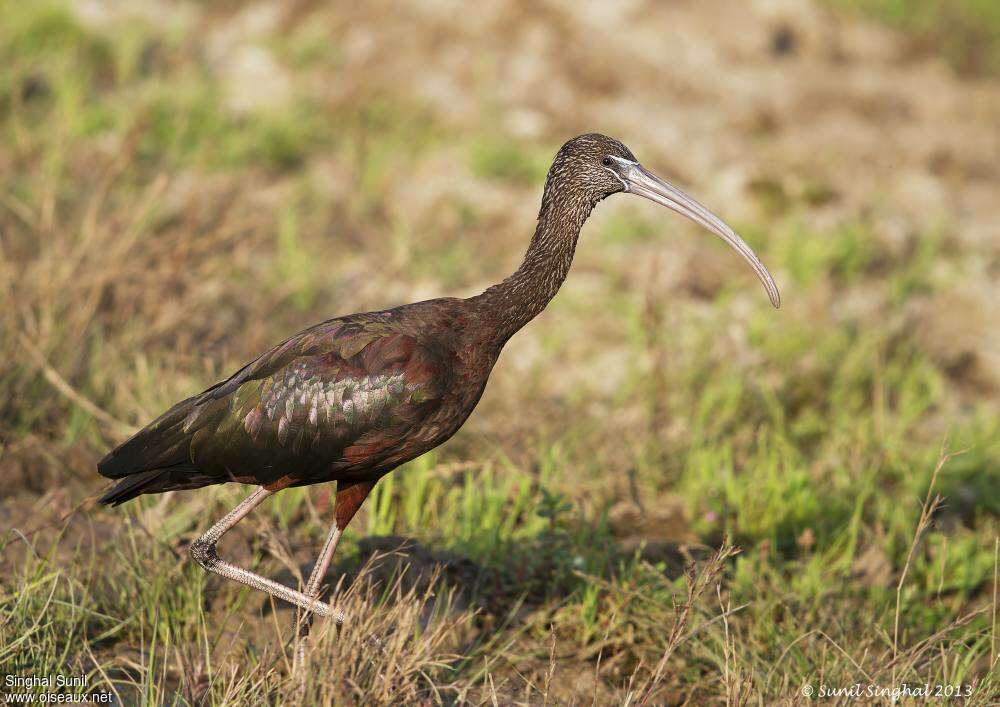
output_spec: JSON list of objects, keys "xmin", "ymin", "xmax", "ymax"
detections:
[{"xmin": 475, "ymin": 189, "xmax": 595, "ymax": 345}]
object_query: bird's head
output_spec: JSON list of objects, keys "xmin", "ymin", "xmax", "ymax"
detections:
[{"xmin": 546, "ymin": 133, "xmax": 780, "ymax": 308}]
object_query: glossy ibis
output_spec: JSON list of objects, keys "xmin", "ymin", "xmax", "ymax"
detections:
[{"xmin": 98, "ymin": 133, "xmax": 779, "ymax": 636}]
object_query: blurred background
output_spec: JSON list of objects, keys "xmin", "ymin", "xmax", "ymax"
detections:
[{"xmin": 2, "ymin": 0, "xmax": 998, "ymax": 703}]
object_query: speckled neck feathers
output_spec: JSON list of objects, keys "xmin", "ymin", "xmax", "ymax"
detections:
[{"xmin": 475, "ymin": 176, "xmax": 600, "ymax": 346}]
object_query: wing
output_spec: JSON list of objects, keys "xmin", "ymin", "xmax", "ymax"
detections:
[
  {"xmin": 185, "ymin": 321, "xmax": 453, "ymax": 485},
  {"xmin": 98, "ymin": 318, "xmax": 362, "ymax": 481}
]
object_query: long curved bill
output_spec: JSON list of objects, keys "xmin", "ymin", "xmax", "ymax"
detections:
[{"xmin": 614, "ymin": 157, "xmax": 781, "ymax": 308}]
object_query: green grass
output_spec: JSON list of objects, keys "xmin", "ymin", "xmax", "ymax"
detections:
[
  {"xmin": 142, "ymin": 87, "xmax": 333, "ymax": 170},
  {"xmin": 1, "ymin": 0, "xmax": 998, "ymax": 704},
  {"xmin": 468, "ymin": 138, "xmax": 549, "ymax": 184},
  {"xmin": 834, "ymin": 0, "xmax": 1000, "ymax": 76}
]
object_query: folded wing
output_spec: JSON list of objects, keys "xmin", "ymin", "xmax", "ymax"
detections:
[{"xmin": 98, "ymin": 317, "xmax": 451, "ymax": 504}]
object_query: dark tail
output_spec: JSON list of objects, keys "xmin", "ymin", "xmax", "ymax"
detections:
[
  {"xmin": 99, "ymin": 469, "xmax": 169, "ymax": 506},
  {"xmin": 97, "ymin": 394, "xmax": 205, "ymax": 505}
]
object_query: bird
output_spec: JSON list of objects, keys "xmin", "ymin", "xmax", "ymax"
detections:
[{"xmin": 98, "ymin": 133, "xmax": 779, "ymax": 636}]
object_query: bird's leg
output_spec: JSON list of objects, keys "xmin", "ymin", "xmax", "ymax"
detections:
[
  {"xmin": 188, "ymin": 486, "xmax": 346, "ymax": 622},
  {"xmin": 292, "ymin": 521, "xmax": 343, "ymax": 677},
  {"xmin": 303, "ymin": 521, "xmax": 344, "ymax": 598},
  {"xmin": 293, "ymin": 479, "xmax": 375, "ymax": 673}
]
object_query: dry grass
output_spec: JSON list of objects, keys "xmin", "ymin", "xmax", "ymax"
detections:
[{"xmin": 2, "ymin": 0, "xmax": 999, "ymax": 704}]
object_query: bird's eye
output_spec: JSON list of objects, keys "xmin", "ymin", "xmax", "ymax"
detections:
[{"xmin": 601, "ymin": 156, "xmax": 612, "ymax": 166}]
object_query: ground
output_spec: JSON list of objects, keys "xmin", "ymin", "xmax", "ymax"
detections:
[{"xmin": 1, "ymin": 0, "xmax": 998, "ymax": 704}]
